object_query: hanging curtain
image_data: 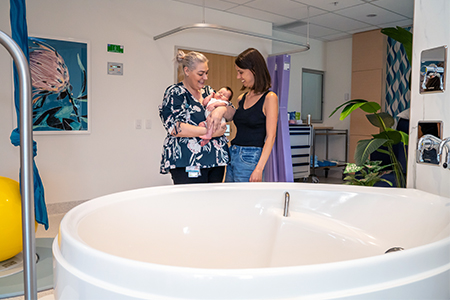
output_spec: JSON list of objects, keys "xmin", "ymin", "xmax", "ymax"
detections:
[
  {"xmin": 264, "ymin": 55, "xmax": 293, "ymax": 182},
  {"xmin": 385, "ymin": 27, "xmax": 412, "ymax": 122},
  {"xmin": 10, "ymin": 0, "xmax": 49, "ymax": 229}
]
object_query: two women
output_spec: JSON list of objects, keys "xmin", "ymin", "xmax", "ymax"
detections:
[{"xmin": 159, "ymin": 48, "xmax": 278, "ymax": 184}]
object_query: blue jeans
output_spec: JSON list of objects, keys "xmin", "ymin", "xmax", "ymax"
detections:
[{"xmin": 225, "ymin": 145, "xmax": 262, "ymax": 182}]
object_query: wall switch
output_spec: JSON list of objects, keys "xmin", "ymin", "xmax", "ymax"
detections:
[
  {"xmin": 344, "ymin": 93, "xmax": 350, "ymax": 101},
  {"xmin": 145, "ymin": 119, "xmax": 152, "ymax": 129},
  {"xmin": 135, "ymin": 119, "xmax": 142, "ymax": 129}
]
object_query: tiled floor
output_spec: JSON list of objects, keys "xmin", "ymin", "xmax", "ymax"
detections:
[{"xmin": 3, "ymin": 214, "xmax": 62, "ymax": 300}]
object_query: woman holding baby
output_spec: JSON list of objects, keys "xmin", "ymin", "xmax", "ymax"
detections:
[{"xmin": 159, "ymin": 50, "xmax": 234, "ymax": 184}]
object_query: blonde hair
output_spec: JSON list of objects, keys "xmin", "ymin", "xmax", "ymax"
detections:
[{"xmin": 176, "ymin": 50, "xmax": 208, "ymax": 75}]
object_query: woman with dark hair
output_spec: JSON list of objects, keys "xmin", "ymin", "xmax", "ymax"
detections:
[{"xmin": 225, "ymin": 48, "xmax": 279, "ymax": 182}]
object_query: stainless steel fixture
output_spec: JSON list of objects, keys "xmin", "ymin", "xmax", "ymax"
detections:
[
  {"xmin": 417, "ymin": 134, "xmax": 442, "ymax": 164},
  {"xmin": 438, "ymin": 137, "xmax": 450, "ymax": 169},
  {"xmin": 0, "ymin": 30, "xmax": 37, "ymax": 300},
  {"xmin": 283, "ymin": 191, "xmax": 290, "ymax": 217}
]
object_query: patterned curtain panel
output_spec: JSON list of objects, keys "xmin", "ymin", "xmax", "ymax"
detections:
[{"xmin": 385, "ymin": 27, "xmax": 412, "ymax": 122}]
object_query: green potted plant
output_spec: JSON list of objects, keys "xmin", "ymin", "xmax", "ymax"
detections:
[
  {"xmin": 330, "ymin": 99, "xmax": 408, "ymax": 188},
  {"xmin": 343, "ymin": 160, "xmax": 393, "ymax": 186}
]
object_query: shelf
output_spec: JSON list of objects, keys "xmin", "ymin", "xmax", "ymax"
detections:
[{"xmin": 311, "ymin": 127, "xmax": 348, "ymax": 179}]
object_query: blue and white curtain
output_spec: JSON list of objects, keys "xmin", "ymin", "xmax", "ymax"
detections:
[{"xmin": 385, "ymin": 27, "xmax": 412, "ymax": 123}]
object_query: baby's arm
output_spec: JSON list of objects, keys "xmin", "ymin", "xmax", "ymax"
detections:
[{"xmin": 206, "ymin": 99, "xmax": 229, "ymax": 112}]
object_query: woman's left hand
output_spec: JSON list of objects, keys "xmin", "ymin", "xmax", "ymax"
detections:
[{"xmin": 249, "ymin": 169, "xmax": 263, "ymax": 182}]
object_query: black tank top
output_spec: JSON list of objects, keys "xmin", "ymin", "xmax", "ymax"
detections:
[{"xmin": 231, "ymin": 91, "xmax": 269, "ymax": 147}]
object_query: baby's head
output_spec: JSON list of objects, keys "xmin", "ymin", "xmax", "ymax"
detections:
[{"xmin": 216, "ymin": 86, "xmax": 233, "ymax": 102}]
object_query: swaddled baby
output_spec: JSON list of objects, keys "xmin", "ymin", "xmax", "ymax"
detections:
[{"xmin": 199, "ymin": 86, "xmax": 233, "ymax": 146}]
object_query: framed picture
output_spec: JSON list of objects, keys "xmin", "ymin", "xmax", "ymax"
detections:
[{"xmin": 28, "ymin": 36, "xmax": 90, "ymax": 134}]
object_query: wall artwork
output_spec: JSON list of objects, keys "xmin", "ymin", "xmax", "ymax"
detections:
[{"xmin": 28, "ymin": 37, "xmax": 89, "ymax": 133}]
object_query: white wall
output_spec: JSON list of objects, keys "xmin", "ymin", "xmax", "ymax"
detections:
[
  {"xmin": 407, "ymin": 0, "xmax": 450, "ymax": 197},
  {"xmin": 0, "ymin": 0, "xmax": 352, "ymax": 204},
  {"xmin": 0, "ymin": 0, "xmax": 271, "ymax": 205}
]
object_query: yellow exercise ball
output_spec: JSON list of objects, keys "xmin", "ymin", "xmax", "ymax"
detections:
[{"xmin": 0, "ymin": 176, "xmax": 38, "ymax": 262}]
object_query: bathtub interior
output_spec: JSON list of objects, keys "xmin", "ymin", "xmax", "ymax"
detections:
[{"xmin": 71, "ymin": 184, "xmax": 450, "ymax": 269}]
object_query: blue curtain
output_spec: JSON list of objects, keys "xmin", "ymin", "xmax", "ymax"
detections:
[{"xmin": 10, "ymin": 0, "xmax": 49, "ymax": 229}]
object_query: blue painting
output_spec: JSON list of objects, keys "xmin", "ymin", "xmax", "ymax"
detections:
[{"xmin": 28, "ymin": 37, "xmax": 88, "ymax": 132}]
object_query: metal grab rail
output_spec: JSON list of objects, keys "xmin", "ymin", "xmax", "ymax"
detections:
[
  {"xmin": 153, "ymin": 23, "xmax": 310, "ymax": 56},
  {"xmin": 0, "ymin": 30, "xmax": 37, "ymax": 300}
]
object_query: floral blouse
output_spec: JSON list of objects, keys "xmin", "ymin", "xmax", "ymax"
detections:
[{"xmin": 159, "ymin": 83, "xmax": 230, "ymax": 174}]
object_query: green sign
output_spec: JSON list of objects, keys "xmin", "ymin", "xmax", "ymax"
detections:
[{"xmin": 107, "ymin": 44, "xmax": 124, "ymax": 53}]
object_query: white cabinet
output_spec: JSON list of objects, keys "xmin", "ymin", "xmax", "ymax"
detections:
[{"xmin": 289, "ymin": 125, "xmax": 312, "ymax": 180}]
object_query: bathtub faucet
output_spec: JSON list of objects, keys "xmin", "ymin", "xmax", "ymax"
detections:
[
  {"xmin": 417, "ymin": 134, "xmax": 441, "ymax": 164},
  {"xmin": 283, "ymin": 192, "xmax": 290, "ymax": 217},
  {"xmin": 438, "ymin": 137, "xmax": 450, "ymax": 169}
]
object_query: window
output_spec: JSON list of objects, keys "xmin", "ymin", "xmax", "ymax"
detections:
[{"xmin": 301, "ymin": 69, "xmax": 324, "ymax": 123}]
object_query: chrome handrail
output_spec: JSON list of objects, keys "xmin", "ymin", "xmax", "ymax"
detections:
[
  {"xmin": 153, "ymin": 23, "xmax": 310, "ymax": 56},
  {"xmin": 0, "ymin": 30, "xmax": 37, "ymax": 300}
]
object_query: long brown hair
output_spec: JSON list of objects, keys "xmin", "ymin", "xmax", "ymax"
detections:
[{"xmin": 235, "ymin": 48, "xmax": 271, "ymax": 93}]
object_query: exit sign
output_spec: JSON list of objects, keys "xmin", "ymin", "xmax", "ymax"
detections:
[{"xmin": 107, "ymin": 44, "xmax": 124, "ymax": 53}]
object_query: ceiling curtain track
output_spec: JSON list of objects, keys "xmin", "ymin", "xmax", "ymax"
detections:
[{"xmin": 153, "ymin": 23, "xmax": 310, "ymax": 56}]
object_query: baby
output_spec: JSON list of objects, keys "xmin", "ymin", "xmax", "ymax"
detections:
[{"xmin": 199, "ymin": 86, "xmax": 233, "ymax": 146}]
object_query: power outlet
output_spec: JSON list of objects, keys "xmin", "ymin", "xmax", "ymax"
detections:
[{"xmin": 135, "ymin": 119, "xmax": 142, "ymax": 129}]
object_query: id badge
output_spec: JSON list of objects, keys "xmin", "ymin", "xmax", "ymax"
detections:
[{"xmin": 186, "ymin": 166, "xmax": 201, "ymax": 178}]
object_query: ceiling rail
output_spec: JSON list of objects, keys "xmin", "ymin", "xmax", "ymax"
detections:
[{"xmin": 153, "ymin": 23, "xmax": 310, "ymax": 56}]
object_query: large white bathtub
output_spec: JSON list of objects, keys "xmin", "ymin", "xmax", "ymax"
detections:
[{"xmin": 53, "ymin": 183, "xmax": 450, "ymax": 299}]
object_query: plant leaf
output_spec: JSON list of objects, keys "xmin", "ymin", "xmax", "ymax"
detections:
[
  {"xmin": 359, "ymin": 102, "xmax": 381, "ymax": 114},
  {"xmin": 372, "ymin": 130, "xmax": 402, "ymax": 145},
  {"xmin": 366, "ymin": 112, "xmax": 394, "ymax": 129},
  {"xmin": 329, "ymin": 99, "xmax": 367, "ymax": 117},
  {"xmin": 376, "ymin": 148, "xmax": 390, "ymax": 155},
  {"xmin": 379, "ymin": 178, "xmax": 394, "ymax": 186},
  {"xmin": 339, "ymin": 102, "xmax": 370, "ymax": 120},
  {"xmin": 399, "ymin": 131, "xmax": 409, "ymax": 146},
  {"xmin": 355, "ymin": 139, "xmax": 389, "ymax": 165}
]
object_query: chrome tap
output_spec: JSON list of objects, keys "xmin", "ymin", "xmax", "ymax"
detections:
[
  {"xmin": 283, "ymin": 191, "xmax": 290, "ymax": 217},
  {"xmin": 417, "ymin": 134, "xmax": 442, "ymax": 164},
  {"xmin": 438, "ymin": 137, "xmax": 450, "ymax": 169}
]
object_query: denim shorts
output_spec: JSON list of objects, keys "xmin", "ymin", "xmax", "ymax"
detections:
[{"xmin": 225, "ymin": 145, "xmax": 262, "ymax": 182}]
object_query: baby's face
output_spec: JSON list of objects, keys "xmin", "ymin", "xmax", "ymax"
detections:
[{"xmin": 216, "ymin": 88, "xmax": 231, "ymax": 101}]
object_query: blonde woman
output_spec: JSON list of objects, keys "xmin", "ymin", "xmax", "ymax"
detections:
[{"xmin": 159, "ymin": 51, "xmax": 234, "ymax": 184}]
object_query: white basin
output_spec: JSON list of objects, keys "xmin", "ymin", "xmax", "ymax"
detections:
[{"xmin": 53, "ymin": 183, "xmax": 450, "ymax": 299}]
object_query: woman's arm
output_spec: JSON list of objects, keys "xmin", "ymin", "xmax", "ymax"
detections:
[
  {"xmin": 171, "ymin": 122, "xmax": 207, "ymax": 138},
  {"xmin": 207, "ymin": 105, "xmax": 236, "ymax": 131},
  {"xmin": 249, "ymin": 92, "xmax": 279, "ymax": 182}
]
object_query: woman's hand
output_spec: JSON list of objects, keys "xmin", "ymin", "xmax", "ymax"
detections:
[
  {"xmin": 207, "ymin": 106, "xmax": 227, "ymax": 132},
  {"xmin": 211, "ymin": 123, "xmax": 227, "ymax": 137},
  {"xmin": 249, "ymin": 168, "xmax": 263, "ymax": 182}
]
